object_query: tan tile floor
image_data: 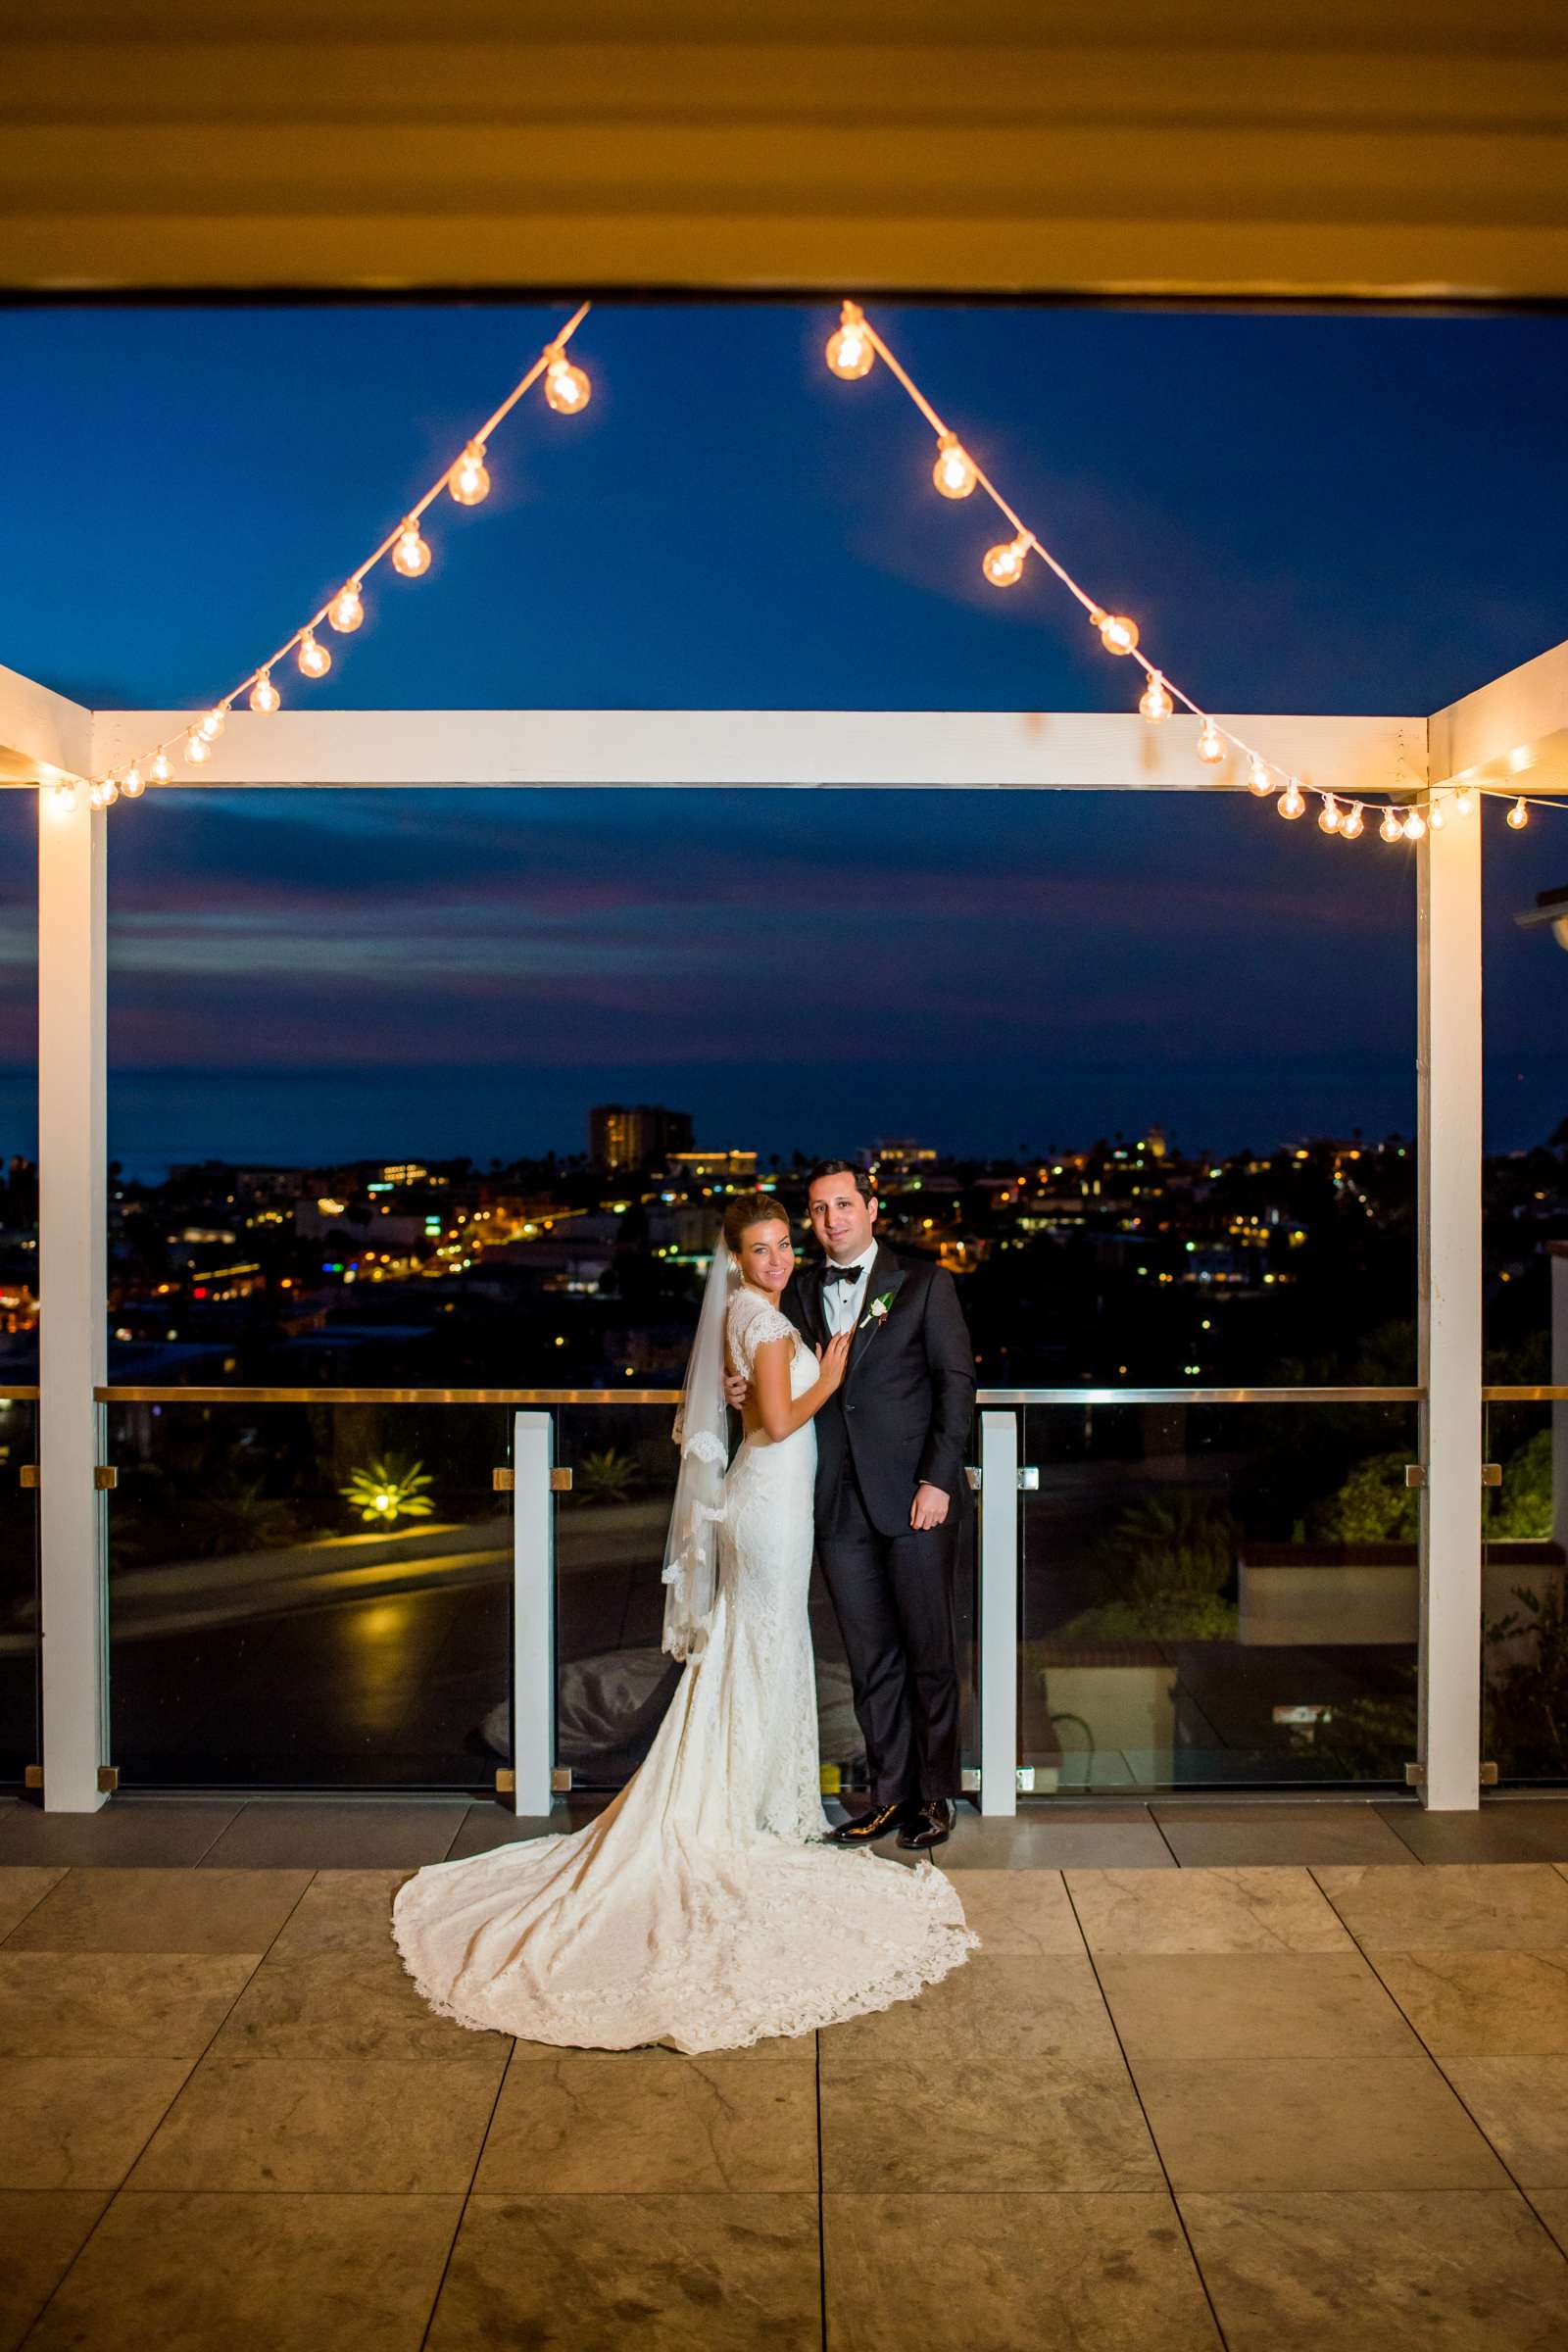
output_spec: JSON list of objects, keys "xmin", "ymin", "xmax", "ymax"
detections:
[{"xmin": 3, "ymin": 1793, "xmax": 1568, "ymax": 2347}]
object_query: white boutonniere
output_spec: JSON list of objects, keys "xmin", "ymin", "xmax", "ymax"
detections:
[{"xmin": 858, "ymin": 1290, "xmax": 896, "ymax": 1331}]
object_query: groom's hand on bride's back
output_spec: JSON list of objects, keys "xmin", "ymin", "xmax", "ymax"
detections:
[{"xmin": 723, "ymin": 1367, "xmax": 749, "ymax": 1410}]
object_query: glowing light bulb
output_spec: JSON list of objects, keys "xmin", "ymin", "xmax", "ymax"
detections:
[
  {"xmin": 932, "ymin": 432, "xmax": 977, "ymax": 499},
  {"xmin": 1454, "ymin": 787, "xmax": 1474, "ymax": 816},
  {"xmin": 1380, "ymin": 806, "xmax": 1402, "ymax": 842},
  {"xmin": 544, "ymin": 351, "xmax": 591, "ymax": 414},
  {"xmin": 1093, "ymin": 608, "xmax": 1140, "ymax": 656},
  {"xmin": 87, "ymin": 781, "xmax": 106, "ymax": 809},
  {"xmin": 825, "ymin": 304, "xmax": 874, "ymax": 380},
  {"xmin": 1402, "ymin": 807, "xmax": 1427, "ymax": 840},
  {"xmin": 328, "ymin": 579, "xmax": 365, "ymax": 632},
  {"xmin": 1341, "ymin": 803, "xmax": 1364, "ymax": 840},
  {"xmin": 250, "ymin": 671, "xmax": 280, "ymax": 714},
  {"xmin": 102, "ymin": 778, "xmax": 120, "ymax": 805},
  {"xmin": 448, "ymin": 440, "xmax": 490, "ymax": 506},
  {"xmin": 1507, "ymin": 796, "xmax": 1529, "ymax": 828},
  {"xmin": 1318, "ymin": 794, "xmax": 1341, "ymax": 831},
  {"xmin": 982, "ymin": 536, "xmax": 1029, "ymax": 588},
  {"xmin": 297, "ymin": 629, "xmax": 331, "ymax": 679},
  {"xmin": 1197, "ymin": 718, "xmax": 1225, "ymax": 765},
  {"xmin": 198, "ymin": 707, "xmax": 226, "ymax": 742},
  {"xmin": 1248, "ymin": 753, "xmax": 1273, "ymax": 795},
  {"xmin": 392, "ymin": 517, "xmax": 431, "ymax": 577},
  {"xmin": 1139, "ymin": 670, "xmax": 1173, "ymax": 723},
  {"xmin": 1278, "ymin": 781, "xmax": 1305, "ymax": 819},
  {"xmin": 184, "ymin": 730, "xmax": 212, "ymax": 765},
  {"xmin": 122, "ymin": 766, "xmax": 145, "ymax": 799},
  {"xmin": 52, "ymin": 779, "xmax": 77, "ymax": 813},
  {"xmin": 1429, "ymin": 799, "xmax": 1446, "ymax": 829},
  {"xmin": 150, "ymin": 753, "xmax": 172, "ymax": 784}
]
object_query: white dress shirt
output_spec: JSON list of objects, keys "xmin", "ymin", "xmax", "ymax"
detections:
[{"xmin": 820, "ymin": 1252, "xmax": 873, "ymax": 1337}]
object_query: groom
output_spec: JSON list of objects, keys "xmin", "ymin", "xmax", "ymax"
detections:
[{"xmin": 731, "ymin": 1159, "xmax": 976, "ymax": 1850}]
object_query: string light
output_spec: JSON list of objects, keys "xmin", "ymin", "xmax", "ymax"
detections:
[
  {"xmin": 122, "ymin": 766, "xmax": 145, "ymax": 799},
  {"xmin": 184, "ymin": 731, "xmax": 212, "ymax": 764},
  {"xmin": 982, "ymin": 536, "xmax": 1030, "ymax": 588},
  {"xmin": 1507, "ymin": 796, "xmax": 1529, "ymax": 828},
  {"xmin": 1092, "ymin": 609, "xmax": 1140, "ymax": 656},
  {"xmin": 90, "ymin": 303, "xmax": 592, "ymax": 810},
  {"xmin": 932, "ymin": 432, "xmax": 977, "ymax": 499},
  {"xmin": 1139, "ymin": 671, "xmax": 1173, "ymax": 723},
  {"xmin": 1429, "ymin": 798, "xmax": 1446, "ymax": 829},
  {"xmin": 1318, "ymin": 793, "xmax": 1341, "ymax": 831},
  {"xmin": 544, "ymin": 349, "xmax": 591, "ymax": 414},
  {"xmin": 52, "ymin": 780, "xmax": 77, "ymax": 813},
  {"xmin": 1341, "ymin": 803, "xmax": 1364, "ymax": 840},
  {"xmin": 392, "ymin": 518, "xmax": 431, "ymax": 577},
  {"xmin": 825, "ymin": 303, "xmax": 875, "ymax": 380},
  {"xmin": 1197, "ymin": 719, "xmax": 1225, "ymax": 765},
  {"xmin": 1454, "ymin": 787, "xmax": 1474, "ymax": 816},
  {"xmin": 1247, "ymin": 753, "xmax": 1273, "ymax": 795},
  {"xmin": 1380, "ymin": 807, "xmax": 1403, "ymax": 843},
  {"xmin": 102, "ymin": 778, "xmax": 120, "ymax": 805},
  {"xmin": 328, "ymin": 579, "xmax": 365, "ymax": 633},
  {"xmin": 87, "ymin": 781, "xmax": 107, "ymax": 810},
  {"xmin": 1277, "ymin": 780, "xmax": 1305, "ymax": 819},
  {"xmin": 1402, "ymin": 807, "xmax": 1427, "ymax": 841}
]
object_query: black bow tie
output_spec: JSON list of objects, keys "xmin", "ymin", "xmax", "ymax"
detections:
[{"xmin": 823, "ymin": 1263, "xmax": 865, "ymax": 1286}]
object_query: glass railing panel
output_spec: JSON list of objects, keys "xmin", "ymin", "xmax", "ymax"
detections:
[
  {"xmin": 0, "ymin": 1395, "xmax": 39, "ymax": 1784},
  {"xmin": 551, "ymin": 1398, "xmax": 980, "ymax": 1796},
  {"xmin": 1483, "ymin": 1390, "xmax": 1567, "ymax": 1786},
  {"xmin": 1019, "ymin": 1396, "xmax": 1421, "ymax": 1790},
  {"xmin": 104, "ymin": 1396, "xmax": 513, "ymax": 1788}
]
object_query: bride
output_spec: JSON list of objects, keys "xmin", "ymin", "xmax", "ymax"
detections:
[{"xmin": 391, "ymin": 1190, "xmax": 975, "ymax": 2053}]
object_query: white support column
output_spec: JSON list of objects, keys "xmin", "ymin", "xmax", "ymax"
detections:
[
  {"xmin": 978, "ymin": 1410, "xmax": 1019, "ymax": 1817},
  {"xmin": 511, "ymin": 1410, "xmax": 557, "ymax": 1817},
  {"xmin": 1416, "ymin": 806, "xmax": 1484, "ymax": 1811},
  {"xmin": 37, "ymin": 796, "xmax": 109, "ymax": 1812}
]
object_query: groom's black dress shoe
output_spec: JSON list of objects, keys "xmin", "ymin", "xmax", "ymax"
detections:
[
  {"xmin": 825, "ymin": 1799, "xmax": 913, "ymax": 1845},
  {"xmin": 897, "ymin": 1798, "xmax": 956, "ymax": 1851}
]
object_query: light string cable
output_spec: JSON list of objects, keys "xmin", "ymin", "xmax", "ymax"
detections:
[
  {"xmin": 824, "ymin": 302, "xmax": 1566, "ymax": 843},
  {"xmin": 66, "ymin": 303, "xmax": 595, "ymax": 813}
]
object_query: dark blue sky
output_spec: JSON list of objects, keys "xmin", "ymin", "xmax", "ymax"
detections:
[{"xmin": 1, "ymin": 300, "xmax": 1565, "ymax": 1173}]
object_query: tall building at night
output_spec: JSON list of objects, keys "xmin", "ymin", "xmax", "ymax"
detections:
[{"xmin": 589, "ymin": 1103, "xmax": 694, "ymax": 1171}]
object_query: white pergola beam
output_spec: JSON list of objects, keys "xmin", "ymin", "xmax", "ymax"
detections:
[
  {"xmin": 85, "ymin": 708, "xmax": 1420, "ymax": 797},
  {"xmin": 1430, "ymin": 638, "xmax": 1568, "ymax": 794},
  {"xmin": 0, "ymin": 662, "xmax": 92, "ymax": 789}
]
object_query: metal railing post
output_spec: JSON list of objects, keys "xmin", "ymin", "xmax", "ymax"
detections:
[
  {"xmin": 978, "ymin": 1409, "xmax": 1019, "ymax": 1817},
  {"xmin": 511, "ymin": 1409, "xmax": 556, "ymax": 1816}
]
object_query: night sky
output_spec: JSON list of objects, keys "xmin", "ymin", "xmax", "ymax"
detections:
[{"xmin": 1, "ymin": 300, "xmax": 1566, "ymax": 1177}]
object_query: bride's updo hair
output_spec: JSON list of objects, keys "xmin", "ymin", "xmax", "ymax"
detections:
[{"xmin": 721, "ymin": 1191, "xmax": 790, "ymax": 1255}]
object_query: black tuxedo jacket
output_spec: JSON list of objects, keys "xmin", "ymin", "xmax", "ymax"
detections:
[{"xmin": 781, "ymin": 1244, "xmax": 977, "ymax": 1540}]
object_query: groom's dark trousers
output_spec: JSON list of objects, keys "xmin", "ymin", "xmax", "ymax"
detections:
[{"xmin": 783, "ymin": 1245, "xmax": 977, "ymax": 1809}]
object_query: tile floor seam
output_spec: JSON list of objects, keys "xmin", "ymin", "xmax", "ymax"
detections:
[
  {"xmin": 1148, "ymin": 1809, "xmax": 1182, "ymax": 1869},
  {"xmin": 1396, "ymin": 2029, "xmax": 1568, "ymax": 2251},
  {"xmin": 416, "ymin": 2033, "xmax": 519, "ymax": 2350},
  {"xmin": 0, "ymin": 1869, "xmax": 71, "ymax": 1949},
  {"xmin": 1058, "ymin": 1872, "xmax": 1232, "ymax": 2352}
]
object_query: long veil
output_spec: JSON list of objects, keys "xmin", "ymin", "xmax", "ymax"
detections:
[{"xmin": 661, "ymin": 1233, "xmax": 735, "ymax": 1661}]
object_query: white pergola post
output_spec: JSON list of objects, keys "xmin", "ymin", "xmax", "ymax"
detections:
[
  {"xmin": 37, "ymin": 795, "xmax": 110, "ymax": 1812},
  {"xmin": 511, "ymin": 1410, "xmax": 557, "ymax": 1817},
  {"xmin": 1415, "ymin": 806, "xmax": 1484, "ymax": 1811}
]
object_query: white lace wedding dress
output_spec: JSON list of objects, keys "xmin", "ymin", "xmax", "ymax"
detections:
[{"xmin": 390, "ymin": 1286, "xmax": 976, "ymax": 2052}]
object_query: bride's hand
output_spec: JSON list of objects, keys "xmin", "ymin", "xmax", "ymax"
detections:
[{"xmin": 815, "ymin": 1330, "xmax": 854, "ymax": 1395}]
